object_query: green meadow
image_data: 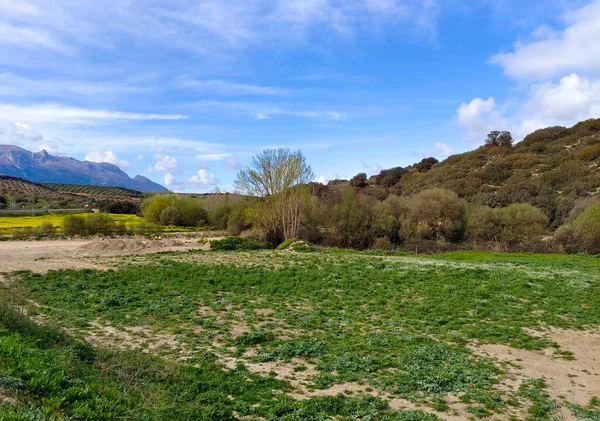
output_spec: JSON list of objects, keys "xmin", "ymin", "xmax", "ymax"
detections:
[{"xmin": 1, "ymin": 249, "xmax": 599, "ymax": 420}]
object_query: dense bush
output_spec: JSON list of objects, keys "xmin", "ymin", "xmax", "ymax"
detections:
[
  {"xmin": 498, "ymin": 204, "xmax": 548, "ymax": 245},
  {"xmin": 207, "ymin": 204, "xmax": 231, "ymax": 229},
  {"xmin": 98, "ymin": 199, "xmax": 139, "ymax": 214},
  {"xmin": 571, "ymin": 203, "xmax": 600, "ymax": 254},
  {"xmin": 327, "ymin": 187, "xmax": 375, "ymax": 249},
  {"xmin": 143, "ymin": 195, "xmax": 207, "ymax": 227},
  {"xmin": 62, "ymin": 215, "xmax": 87, "ymax": 235},
  {"xmin": 62, "ymin": 213, "xmax": 118, "ymax": 236},
  {"xmin": 85, "ymin": 213, "xmax": 115, "ymax": 235},
  {"xmin": 375, "ymin": 166, "xmax": 406, "ymax": 188},
  {"xmin": 576, "ymin": 144, "xmax": 600, "ymax": 161},
  {"xmin": 276, "ymin": 239, "xmax": 314, "ymax": 252},
  {"xmin": 403, "ymin": 189, "xmax": 466, "ymax": 243},
  {"xmin": 465, "ymin": 204, "xmax": 500, "ymax": 243},
  {"xmin": 210, "ymin": 236, "xmax": 269, "ymax": 251},
  {"xmin": 160, "ymin": 205, "xmax": 182, "ymax": 226}
]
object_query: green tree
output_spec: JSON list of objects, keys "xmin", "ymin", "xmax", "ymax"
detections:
[
  {"xmin": 144, "ymin": 196, "xmax": 170, "ymax": 224},
  {"xmin": 485, "ymin": 131, "xmax": 513, "ymax": 147}
]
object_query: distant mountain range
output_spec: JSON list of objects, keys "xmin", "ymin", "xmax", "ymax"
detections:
[{"xmin": 0, "ymin": 145, "xmax": 166, "ymax": 192}]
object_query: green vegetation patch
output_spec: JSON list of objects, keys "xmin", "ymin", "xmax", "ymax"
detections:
[
  {"xmin": 210, "ymin": 236, "xmax": 270, "ymax": 251},
  {"xmin": 4, "ymin": 250, "xmax": 600, "ymax": 418}
]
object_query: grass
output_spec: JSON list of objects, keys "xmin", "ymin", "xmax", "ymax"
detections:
[{"xmin": 2, "ymin": 249, "xmax": 600, "ymax": 419}]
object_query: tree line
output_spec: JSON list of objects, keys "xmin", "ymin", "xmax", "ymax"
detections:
[{"xmin": 141, "ymin": 146, "xmax": 600, "ymax": 254}]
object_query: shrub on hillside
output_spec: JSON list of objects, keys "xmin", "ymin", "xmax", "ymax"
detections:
[
  {"xmin": 375, "ymin": 166, "xmax": 405, "ymax": 188},
  {"xmin": 576, "ymin": 144, "xmax": 600, "ymax": 161},
  {"xmin": 554, "ymin": 224, "xmax": 581, "ymax": 254},
  {"xmin": 349, "ymin": 173, "xmax": 368, "ymax": 189}
]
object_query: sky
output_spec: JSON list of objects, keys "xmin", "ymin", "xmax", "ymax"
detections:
[{"xmin": 0, "ymin": 0, "xmax": 599, "ymax": 192}]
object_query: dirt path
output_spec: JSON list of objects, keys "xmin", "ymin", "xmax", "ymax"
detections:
[{"xmin": 0, "ymin": 235, "xmax": 215, "ymax": 273}]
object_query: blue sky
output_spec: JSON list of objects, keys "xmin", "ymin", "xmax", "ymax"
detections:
[{"xmin": 1, "ymin": 0, "xmax": 599, "ymax": 192}]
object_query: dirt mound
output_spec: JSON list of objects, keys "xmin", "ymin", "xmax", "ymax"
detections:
[{"xmin": 72, "ymin": 237, "xmax": 206, "ymax": 257}]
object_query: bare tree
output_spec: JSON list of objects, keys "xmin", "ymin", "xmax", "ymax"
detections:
[{"xmin": 234, "ymin": 148, "xmax": 314, "ymax": 241}]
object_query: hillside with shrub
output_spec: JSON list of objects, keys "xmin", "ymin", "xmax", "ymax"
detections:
[
  {"xmin": 0, "ymin": 176, "xmax": 93, "ymax": 210},
  {"xmin": 341, "ymin": 119, "xmax": 600, "ymax": 229}
]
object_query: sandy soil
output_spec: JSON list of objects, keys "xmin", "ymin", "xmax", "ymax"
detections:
[
  {"xmin": 471, "ymin": 328, "xmax": 600, "ymax": 421},
  {"xmin": 0, "ymin": 235, "xmax": 215, "ymax": 273}
]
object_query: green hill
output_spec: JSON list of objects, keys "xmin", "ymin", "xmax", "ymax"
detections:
[{"xmin": 346, "ymin": 118, "xmax": 600, "ymax": 228}]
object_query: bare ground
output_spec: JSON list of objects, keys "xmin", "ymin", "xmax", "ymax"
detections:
[
  {"xmin": 0, "ymin": 235, "xmax": 216, "ymax": 273},
  {"xmin": 470, "ymin": 328, "xmax": 600, "ymax": 421}
]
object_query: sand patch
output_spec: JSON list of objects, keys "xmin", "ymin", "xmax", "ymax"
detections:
[{"xmin": 471, "ymin": 328, "xmax": 600, "ymax": 418}]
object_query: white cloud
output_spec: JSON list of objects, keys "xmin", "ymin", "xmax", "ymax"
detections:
[
  {"xmin": 0, "ymin": 103, "xmax": 187, "ymax": 125},
  {"xmin": 164, "ymin": 172, "xmax": 177, "ymax": 186},
  {"xmin": 0, "ymin": 0, "xmax": 39, "ymax": 16},
  {"xmin": 457, "ymin": 1, "xmax": 600, "ymax": 143},
  {"xmin": 178, "ymin": 78, "xmax": 286, "ymax": 96},
  {"xmin": 153, "ymin": 153, "xmax": 179, "ymax": 173},
  {"xmin": 195, "ymin": 153, "xmax": 231, "ymax": 161},
  {"xmin": 313, "ymin": 176, "xmax": 328, "ymax": 184},
  {"xmin": 0, "ymin": 73, "xmax": 148, "ymax": 97},
  {"xmin": 188, "ymin": 169, "xmax": 218, "ymax": 187},
  {"xmin": 457, "ymin": 74, "xmax": 600, "ymax": 141},
  {"xmin": 491, "ymin": 0, "xmax": 600, "ymax": 80},
  {"xmin": 194, "ymin": 101, "xmax": 347, "ymax": 121},
  {"xmin": 85, "ymin": 149, "xmax": 130, "ymax": 170},
  {"xmin": 226, "ymin": 154, "xmax": 243, "ymax": 170},
  {"xmin": 434, "ymin": 142, "xmax": 454, "ymax": 158},
  {"xmin": 0, "ymin": 23, "xmax": 69, "ymax": 52},
  {"xmin": 367, "ymin": 164, "xmax": 382, "ymax": 175},
  {"xmin": 0, "ymin": 0, "xmax": 440, "ymax": 62},
  {"xmin": 521, "ymin": 73, "xmax": 600, "ymax": 122},
  {"xmin": 456, "ymin": 97, "xmax": 508, "ymax": 143}
]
